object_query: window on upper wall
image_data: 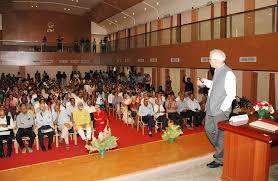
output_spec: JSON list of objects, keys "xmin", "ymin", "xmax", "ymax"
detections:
[
  {"xmin": 213, "ymin": 18, "xmax": 221, "ymax": 39},
  {"xmin": 160, "ymin": 29, "xmax": 171, "ymax": 45},
  {"xmin": 181, "ymin": 24, "xmax": 191, "ymax": 42},
  {"xmin": 255, "ymin": 7, "xmax": 274, "ymax": 35},
  {"xmin": 199, "ymin": 20, "xmax": 211, "ymax": 40},
  {"xmin": 231, "ymin": 14, "xmax": 245, "ymax": 37},
  {"xmin": 150, "ymin": 31, "xmax": 158, "ymax": 47}
]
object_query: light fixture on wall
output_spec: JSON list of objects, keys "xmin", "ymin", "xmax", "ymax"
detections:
[
  {"xmin": 132, "ymin": 12, "xmax": 135, "ymax": 15},
  {"xmin": 156, "ymin": 2, "xmax": 159, "ymax": 6},
  {"xmin": 144, "ymin": 7, "xmax": 147, "ymax": 11}
]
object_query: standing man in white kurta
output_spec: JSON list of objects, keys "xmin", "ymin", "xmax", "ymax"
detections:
[{"xmin": 197, "ymin": 49, "xmax": 236, "ymax": 168}]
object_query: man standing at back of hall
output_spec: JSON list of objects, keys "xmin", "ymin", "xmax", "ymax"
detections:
[{"xmin": 197, "ymin": 49, "xmax": 236, "ymax": 168}]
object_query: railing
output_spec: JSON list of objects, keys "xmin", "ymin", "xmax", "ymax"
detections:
[
  {"xmin": 107, "ymin": 4, "xmax": 278, "ymax": 52},
  {"xmin": 0, "ymin": 4, "xmax": 277, "ymax": 53},
  {"xmin": 0, "ymin": 40, "xmax": 107, "ymax": 53}
]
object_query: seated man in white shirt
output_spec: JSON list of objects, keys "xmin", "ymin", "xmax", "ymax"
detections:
[
  {"xmin": 84, "ymin": 99, "xmax": 96, "ymax": 127},
  {"xmin": 177, "ymin": 93, "xmax": 193, "ymax": 129},
  {"xmin": 185, "ymin": 93, "xmax": 206, "ymax": 127},
  {"xmin": 52, "ymin": 105, "xmax": 72, "ymax": 150},
  {"xmin": 0, "ymin": 108, "xmax": 15, "ymax": 158},
  {"xmin": 16, "ymin": 103, "xmax": 36, "ymax": 153},
  {"xmin": 35, "ymin": 101, "xmax": 54, "ymax": 151},
  {"xmin": 107, "ymin": 91, "xmax": 115, "ymax": 107},
  {"xmin": 153, "ymin": 98, "xmax": 168, "ymax": 130},
  {"xmin": 138, "ymin": 98, "xmax": 155, "ymax": 137}
]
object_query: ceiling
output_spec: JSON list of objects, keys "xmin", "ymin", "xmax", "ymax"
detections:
[
  {"xmin": 1, "ymin": 0, "xmax": 144, "ymax": 21},
  {"xmin": 99, "ymin": 0, "xmax": 221, "ymax": 33}
]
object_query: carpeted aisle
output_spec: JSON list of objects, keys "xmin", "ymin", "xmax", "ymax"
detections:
[{"xmin": 0, "ymin": 115, "xmax": 204, "ymax": 171}]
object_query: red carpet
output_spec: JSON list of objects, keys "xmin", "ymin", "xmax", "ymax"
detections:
[{"xmin": 0, "ymin": 115, "xmax": 204, "ymax": 171}]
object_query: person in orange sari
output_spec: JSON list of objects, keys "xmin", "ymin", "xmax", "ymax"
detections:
[{"xmin": 93, "ymin": 105, "xmax": 108, "ymax": 137}]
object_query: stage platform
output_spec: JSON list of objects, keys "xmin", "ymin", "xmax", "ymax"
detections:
[{"xmin": 0, "ymin": 132, "xmax": 214, "ymax": 181}]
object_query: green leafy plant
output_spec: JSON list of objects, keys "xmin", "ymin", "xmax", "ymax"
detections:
[
  {"xmin": 87, "ymin": 131, "xmax": 118, "ymax": 154},
  {"xmin": 238, "ymin": 96, "xmax": 251, "ymax": 109},
  {"xmin": 162, "ymin": 123, "xmax": 183, "ymax": 141}
]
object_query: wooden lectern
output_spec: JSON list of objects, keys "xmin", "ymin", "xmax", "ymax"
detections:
[{"xmin": 218, "ymin": 117, "xmax": 278, "ymax": 181}]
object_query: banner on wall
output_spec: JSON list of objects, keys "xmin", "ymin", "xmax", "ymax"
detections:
[
  {"xmin": 201, "ymin": 57, "xmax": 209, "ymax": 62},
  {"xmin": 171, "ymin": 58, "xmax": 180, "ymax": 63},
  {"xmin": 150, "ymin": 58, "xmax": 157, "ymax": 62},
  {"xmin": 239, "ymin": 57, "xmax": 257, "ymax": 62}
]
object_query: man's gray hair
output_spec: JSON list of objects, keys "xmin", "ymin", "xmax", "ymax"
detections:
[{"xmin": 210, "ymin": 49, "xmax": 226, "ymax": 62}]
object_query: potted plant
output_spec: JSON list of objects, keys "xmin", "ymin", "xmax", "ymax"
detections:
[
  {"xmin": 253, "ymin": 101, "xmax": 275, "ymax": 119},
  {"xmin": 237, "ymin": 96, "xmax": 251, "ymax": 113},
  {"xmin": 86, "ymin": 130, "xmax": 118, "ymax": 156},
  {"xmin": 162, "ymin": 123, "xmax": 183, "ymax": 143}
]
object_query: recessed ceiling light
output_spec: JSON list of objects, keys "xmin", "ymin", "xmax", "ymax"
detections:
[
  {"xmin": 132, "ymin": 12, "xmax": 135, "ymax": 15},
  {"xmin": 35, "ymin": 5, "xmax": 39, "ymax": 8},
  {"xmin": 156, "ymin": 2, "xmax": 159, "ymax": 5},
  {"xmin": 144, "ymin": 7, "xmax": 147, "ymax": 11}
]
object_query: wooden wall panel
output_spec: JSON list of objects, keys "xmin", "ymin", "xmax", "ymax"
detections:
[
  {"xmin": 2, "ymin": 11, "xmax": 90, "ymax": 42},
  {"xmin": 101, "ymin": 33, "xmax": 278, "ymax": 71}
]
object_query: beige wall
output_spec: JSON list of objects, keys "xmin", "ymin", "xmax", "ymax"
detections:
[
  {"xmin": 257, "ymin": 71, "xmax": 270, "ymax": 101},
  {"xmin": 78, "ymin": 66, "xmax": 107, "ymax": 77},
  {"xmin": 234, "ymin": 70, "xmax": 243, "ymax": 97},
  {"xmin": 0, "ymin": 65, "xmax": 19, "ymax": 75},
  {"xmin": 25, "ymin": 66, "xmax": 73, "ymax": 79},
  {"xmin": 169, "ymin": 68, "xmax": 180, "ymax": 95},
  {"xmin": 255, "ymin": 0, "xmax": 277, "ymax": 8}
]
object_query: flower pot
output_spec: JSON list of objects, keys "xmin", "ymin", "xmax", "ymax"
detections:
[
  {"xmin": 258, "ymin": 110, "xmax": 267, "ymax": 119},
  {"xmin": 169, "ymin": 138, "xmax": 175, "ymax": 143},
  {"xmin": 99, "ymin": 150, "xmax": 106, "ymax": 156}
]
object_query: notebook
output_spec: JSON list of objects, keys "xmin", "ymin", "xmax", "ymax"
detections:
[{"xmin": 249, "ymin": 120, "xmax": 278, "ymax": 133}]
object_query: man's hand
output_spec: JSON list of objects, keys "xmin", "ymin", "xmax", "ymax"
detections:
[
  {"xmin": 0, "ymin": 124, "xmax": 7, "ymax": 127},
  {"xmin": 64, "ymin": 123, "xmax": 71, "ymax": 128},
  {"xmin": 82, "ymin": 124, "xmax": 87, "ymax": 129},
  {"xmin": 197, "ymin": 78, "xmax": 205, "ymax": 87}
]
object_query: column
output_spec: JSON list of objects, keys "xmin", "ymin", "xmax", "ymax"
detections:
[
  {"xmin": 191, "ymin": 9, "xmax": 199, "ymax": 41},
  {"xmin": 244, "ymin": 0, "xmax": 255, "ymax": 36},
  {"xmin": 220, "ymin": 1, "xmax": 227, "ymax": 38}
]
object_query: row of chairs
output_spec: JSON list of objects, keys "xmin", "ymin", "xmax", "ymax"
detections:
[
  {"xmin": 107, "ymin": 103, "xmax": 196, "ymax": 135},
  {"xmin": 11, "ymin": 125, "xmax": 79, "ymax": 154}
]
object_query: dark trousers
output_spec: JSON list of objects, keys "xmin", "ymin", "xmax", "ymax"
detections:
[
  {"xmin": 168, "ymin": 112, "xmax": 183, "ymax": 130},
  {"xmin": 194, "ymin": 111, "xmax": 206, "ymax": 126},
  {"xmin": 0, "ymin": 134, "xmax": 13, "ymax": 155},
  {"xmin": 180, "ymin": 111, "xmax": 193, "ymax": 125},
  {"xmin": 38, "ymin": 125, "xmax": 54, "ymax": 148},
  {"xmin": 156, "ymin": 114, "xmax": 168, "ymax": 129},
  {"xmin": 142, "ymin": 115, "xmax": 155, "ymax": 133},
  {"xmin": 16, "ymin": 127, "xmax": 36, "ymax": 149},
  {"xmin": 180, "ymin": 110, "xmax": 206, "ymax": 126}
]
